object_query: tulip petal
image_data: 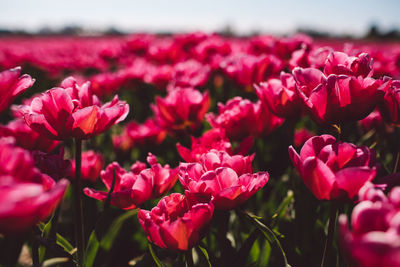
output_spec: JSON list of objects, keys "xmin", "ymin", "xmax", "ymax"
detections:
[{"xmin": 302, "ymin": 157, "xmax": 336, "ymax": 200}]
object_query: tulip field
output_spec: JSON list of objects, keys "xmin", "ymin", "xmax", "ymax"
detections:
[{"xmin": 0, "ymin": 33, "xmax": 400, "ymax": 267}]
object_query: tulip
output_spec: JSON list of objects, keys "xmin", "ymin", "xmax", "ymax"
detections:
[
  {"xmin": 379, "ymin": 79, "xmax": 400, "ymax": 126},
  {"xmin": 137, "ymin": 192, "xmax": 214, "ymax": 251},
  {"xmin": 176, "ymin": 128, "xmax": 232, "ymax": 162},
  {"xmin": 293, "ymin": 67, "xmax": 386, "ymax": 124},
  {"xmin": 0, "ymin": 67, "xmax": 35, "ymax": 114},
  {"xmin": 324, "ymin": 52, "xmax": 373, "ymax": 77},
  {"xmin": 179, "ymin": 150, "xmax": 269, "ymax": 209},
  {"xmin": 84, "ymin": 153, "xmax": 178, "ymax": 209},
  {"xmin": 0, "ymin": 118, "xmax": 59, "ymax": 153},
  {"xmin": 152, "ymin": 87, "xmax": 210, "ymax": 134},
  {"xmin": 339, "ymin": 187, "xmax": 400, "ymax": 267},
  {"xmin": 171, "ymin": 59, "xmax": 211, "ymax": 88},
  {"xmin": 206, "ymin": 97, "xmax": 258, "ymax": 141},
  {"xmin": 255, "ymin": 72, "xmax": 301, "ymax": 118},
  {"xmin": 70, "ymin": 151, "xmax": 104, "ymax": 183},
  {"xmin": 289, "ymin": 135, "xmax": 377, "ymax": 200},
  {"xmin": 0, "ymin": 138, "xmax": 68, "ymax": 234},
  {"xmin": 23, "ymin": 77, "xmax": 129, "ymax": 140},
  {"xmin": 220, "ymin": 53, "xmax": 283, "ymax": 89}
]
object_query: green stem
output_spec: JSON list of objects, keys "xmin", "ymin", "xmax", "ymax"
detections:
[
  {"xmin": 320, "ymin": 202, "xmax": 338, "ymax": 267},
  {"xmin": 393, "ymin": 151, "xmax": 400, "ymax": 173},
  {"xmin": 74, "ymin": 138, "xmax": 85, "ymax": 266}
]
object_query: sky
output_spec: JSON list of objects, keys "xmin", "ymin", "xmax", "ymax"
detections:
[{"xmin": 1, "ymin": 0, "xmax": 399, "ymax": 36}]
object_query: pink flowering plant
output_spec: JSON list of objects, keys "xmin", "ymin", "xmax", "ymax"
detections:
[{"xmin": 1, "ymin": 33, "xmax": 400, "ymax": 267}]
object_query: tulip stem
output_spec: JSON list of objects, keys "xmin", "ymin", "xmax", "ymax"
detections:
[
  {"xmin": 185, "ymin": 250, "xmax": 194, "ymax": 267},
  {"xmin": 393, "ymin": 151, "xmax": 400, "ymax": 173},
  {"xmin": 320, "ymin": 202, "xmax": 338, "ymax": 267},
  {"xmin": 74, "ymin": 138, "xmax": 85, "ymax": 266}
]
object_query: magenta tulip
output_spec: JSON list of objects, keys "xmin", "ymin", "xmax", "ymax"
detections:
[
  {"xmin": 23, "ymin": 77, "xmax": 129, "ymax": 140},
  {"xmin": 138, "ymin": 192, "xmax": 214, "ymax": 251},
  {"xmin": 0, "ymin": 67, "xmax": 35, "ymax": 114},
  {"xmin": 0, "ymin": 138, "xmax": 68, "ymax": 234},
  {"xmin": 339, "ymin": 186, "xmax": 400, "ymax": 267},
  {"xmin": 179, "ymin": 150, "xmax": 268, "ymax": 209},
  {"xmin": 84, "ymin": 153, "xmax": 178, "ymax": 210},
  {"xmin": 289, "ymin": 135, "xmax": 377, "ymax": 200}
]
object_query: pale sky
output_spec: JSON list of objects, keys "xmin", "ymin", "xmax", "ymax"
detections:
[{"xmin": 1, "ymin": 0, "xmax": 399, "ymax": 36}]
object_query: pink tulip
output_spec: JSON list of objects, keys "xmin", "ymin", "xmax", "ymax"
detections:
[
  {"xmin": 171, "ymin": 59, "xmax": 211, "ymax": 88},
  {"xmin": 255, "ymin": 72, "xmax": 301, "ymax": 118},
  {"xmin": 137, "ymin": 192, "xmax": 214, "ymax": 251},
  {"xmin": 177, "ymin": 128, "xmax": 233, "ymax": 162},
  {"xmin": 179, "ymin": 150, "xmax": 268, "ymax": 209},
  {"xmin": 152, "ymin": 87, "xmax": 210, "ymax": 134},
  {"xmin": 0, "ymin": 118, "xmax": 59, "ymax": 152},
  {"xmin": 339, "ymin": 187, "xmax": 400, "ymax": 267},
  {"xmin": 0, "ymin": 138, "xmax": 68, "ymax": 234},
  {"xmin": 379, "ymin": 79, "xmax": 400, "ymax": 126},
  {"xmin": 84, "ymin": 153, "xmax": 178, "ymax": 210},
  {"xmin": 324, "ymin": 52, "xmax": 373, "ymax": 77},
  {"xmin": 70, "ymin": 151, "xmax": 104, "ymax": 183},
  {"xmin": 289, "ymin": 135, "xmax": 377, "ymax": 200},
  {"xmin": 206, "ymin": 97, "xmax": 258, "ymax": 141},
  {"xmin": 293, "ymin": 67, "xmax": 386, "ymax": 124},
  {"xmin": 23, "ymin": 77, "xmax": 129, "ymax": 140},
  {"xmin": 0, "ymin": 67, "xmax": 35, "ymax": 114},
  {"xmin": 220, "ymin": 53, "xmax": 283, "ymax": 89}
]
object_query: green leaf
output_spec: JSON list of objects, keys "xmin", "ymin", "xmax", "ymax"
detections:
[
  {"xmin": 241, "ymin": 210, "xmax": 291, "ymax": 267},
  {"xmin": 55, "ymin": 233, "xmax": 75, "ymax": 254},
  {"xmin": 235, "ymin": 229, "xmax": 259, "ymax": 267},
  {"xmin": 85, "ymin": 231, "xmax": 100, "ymax": 267},
  {"xmin": 271, "ymin": 191, "xmax": 294, "ymax": 228},
  {"xmin": 148, "ymin": 243, "xmax": 165, "ymax": 267},
  {"xmin": 42, "ymin": 257, "xmax": 70, "ymax": 267},
  {"xmin": 100, "ymin": 209, "xmax": 138, "ymax": 251},
  {"xmin": 198, "ymin": 245, "xmax": 212, "ymax": 267}
]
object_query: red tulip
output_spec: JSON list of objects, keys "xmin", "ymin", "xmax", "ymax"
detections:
[
  {"xmin": 379, "ymin": 79, "xmax": 400, "ymax": 126},
  {"xmin": 206, "ymin": 97, "xmax": 258, "ymax": 141},
  {"xmin": 293, "ymin": 128, "xmax": 315, "ymax": 148},
  {"xmin": 171, "ymin": 59, "xmax": 211, "ymax": 88},
  {"xmin": 255, "ymin": 72, "xmax": 301, "ymax": 118},
  {"xmin": 70, "ymin": 151, "xmax": 104, "ymax": 183},
  {"xmin": 359, "ymin": 109, "xmax": 386, "ymax": 133},
  {"xmin": 220, "ymin": 53, "xmax": 283, "ymax": 89},
  {"xmin": 0, "ymin": 118, "xmax": 59, "ymax": 152},
  {"xmin": 84, "ymin": 153, "xmax": 178, "ymax": 210},
  {"xmin": 0, "ymin": 67, "xmax": 35, "ymax": 114},
  {"xmin": 339, "ymin": 187, "xmax": 400, "ymax": 267},
  {"xmin": 137, "ymin": 192, "xmax": 214, "ymax": 251},
  {"xmin": 112, "ymin": 119, "xmax": 166, "ymax": 152},
  {"xmin": 179, "ymin": 150, "xmax": 268, "ymax": 209},
  {"xmin": 152, "ymin": 87, "xmax": 210, "ymax": 134},
  {"xmin": 176, "ymin": 128, "xmax": 232, "ymax": 162},
  {"xmin": 252, "ymin": 101, "xmax": 285, "ymax": 138},
  {"xmin": 23, "ymin": 77, "xmax": 129, "ymax": 140},
  {"xmin": 289, "ymin": 135, "xmax": 377, "ymax": 200},
  {"xmin": 0, "ymin": 138, "xmax": 68, "ymax": 234},
  {"xmin": 324, "ymin": 52, "xmax": 373, "ymax": 77},
  {"xmin": 293, "ymin": 67, "xmax": 385, "ymax": 124}
]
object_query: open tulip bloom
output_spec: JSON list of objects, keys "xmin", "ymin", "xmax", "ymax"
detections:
[
  {"xmin": 289, "ymin": 135, "xmax": 377, "ymax": 200},
  {"xmin": 339, "ymin": 186, "xmax": 400, "ymax": 267},
  {"xmin": 0, "ymin": 138, "xmax": 68, "ymax": 234},
  {"xmin": 23, "ymin": 77, "xmax": 129, "ymax": 140},
  {"xmin": 0, "ymin": 67, "xmax": 35, "ymax": 114},
  {"xmin": 138, "ymin": 191, "xmax": 214, "ymax": 251},
  {"xmin": 84, "ymin": 153, "xmax": 178, "ymax": 210},
  {"xmin": 179, "ymin": 150, "xmax": 269, "ymax": 209}
]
